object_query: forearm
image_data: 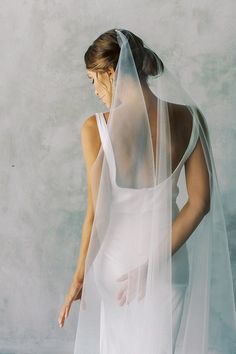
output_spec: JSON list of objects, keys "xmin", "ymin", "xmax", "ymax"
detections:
[
  {"xmin": 72, "ymin": 216, "xmax": 94, "ymax": 284},
  {"xmin": 171, "ymin": 200, "xmax": 209, "ymax": 256}
]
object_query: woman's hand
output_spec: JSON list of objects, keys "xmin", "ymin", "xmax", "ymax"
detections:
[
  {"xmin": 58, "ymin": 281, "xmax": 83, "ymax": 328},
  {"xmin": 116, "ymin": 261, "xmax": 148, "ymax": 306}
]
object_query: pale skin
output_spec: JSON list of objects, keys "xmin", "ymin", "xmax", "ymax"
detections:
[{"xmin": 58, "ymin": 67, "xmax": 210, "ymax": 327}]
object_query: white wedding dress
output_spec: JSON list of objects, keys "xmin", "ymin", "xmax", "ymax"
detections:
[
  {"xmin": 74, "ymin": 29, "xmax": 236, "ymax": 354},
  {"xmin": 92, "ymin": 111, "xmax": 199, "ymax": 354}
]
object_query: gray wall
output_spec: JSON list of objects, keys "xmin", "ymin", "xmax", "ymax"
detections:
[{"xmin": 0, "ymin": 1, "xmax": 235, "ymax": 353}]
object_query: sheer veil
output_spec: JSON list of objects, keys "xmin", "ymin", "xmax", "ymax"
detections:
[{"xmin": 73, "ymin": 29, "xmax": 236, "ymax": 354}]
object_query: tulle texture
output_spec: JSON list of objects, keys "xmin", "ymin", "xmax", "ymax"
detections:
[{"xmin": 73, "ymin": 29, "xmax": 236, "ymax": 354}]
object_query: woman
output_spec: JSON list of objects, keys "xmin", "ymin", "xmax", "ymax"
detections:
[{"xmin": 58, "ymin": 29, "xmax": 236, "ymax": 353}]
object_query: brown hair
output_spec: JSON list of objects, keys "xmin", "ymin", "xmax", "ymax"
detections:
[{"xmin": 84, "ymin": 28, "xmax": 164, "ymax": 82}]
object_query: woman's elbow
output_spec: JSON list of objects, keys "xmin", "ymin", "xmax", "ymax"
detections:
[
  {"xmin": 202, "ymin": 198, "xmax": 210, "ymax": 215},
  {"xmin": 189, "ymin": 197, "xmax": 210, "ymax": 216}
]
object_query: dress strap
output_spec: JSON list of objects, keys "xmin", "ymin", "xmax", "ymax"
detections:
[
  {"xmin": 95, "ymin": 112, "xmax": 116, "ymax": 184},
  {"xmin": 95, "ymin": 111, "xmax": 200, "ymax": 188},
  {"xmin": 184, "ymin": 113, "xmax": 200, "ymax": 162}
]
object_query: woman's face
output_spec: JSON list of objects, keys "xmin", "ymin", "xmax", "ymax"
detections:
[{"xmin": 87, "ymin": 68, "xmax": 115, "ymax": 109}]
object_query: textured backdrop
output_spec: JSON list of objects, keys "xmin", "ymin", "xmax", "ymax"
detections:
[{"xmin": 0, "ymin": 0, "xmax": 235, "ymax": 353}]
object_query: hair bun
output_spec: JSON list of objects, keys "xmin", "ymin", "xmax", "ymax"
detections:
[
  {"xmin": 141, "ymin": 47, "xmax": 164, "ymax": 78},
  {"xmin": 84, "ymin": 28, "xmax": 164, "ymax": 83}
]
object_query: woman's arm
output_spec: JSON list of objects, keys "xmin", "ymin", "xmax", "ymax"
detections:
[
  {"xmin": 71, "ymin": 115, "xmax": 101, "ymax": 284},
  {"xmin": 171, "ymin": 137, "xmax": 211, "ymax": 255}
]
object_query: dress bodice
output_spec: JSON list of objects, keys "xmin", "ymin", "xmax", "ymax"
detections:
[
  {"xmin": 95, "ymin": 111, "xmax": 199, "ymax": 213},
  {"xmin": 95, "ymin": 112, "xmax": 199, "ymax": 285}
]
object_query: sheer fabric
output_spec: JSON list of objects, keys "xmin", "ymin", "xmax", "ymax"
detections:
[{"xmin": 73, "ymin": 29, "xmax": 236, "ymax": 354}]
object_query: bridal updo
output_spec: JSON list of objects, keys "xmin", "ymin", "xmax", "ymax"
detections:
[{"xmin": 84, "ymin": 28, "xmax": 164, "ymax": 82}]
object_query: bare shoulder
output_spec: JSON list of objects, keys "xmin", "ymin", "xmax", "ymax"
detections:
[
  {"xmin": 168, "ymin": 102, "xmax": 192, "ymax": 123},
  {"xmin": 80, "ymin": 114, "xmax": 101, "ymax": 143},
  {"xmin": 80, "ymin": 114, "xmax": 101, "ymax": 164},
  {"xmin": 81, "ymin": 114, "xmax": 98, "ymax": 134},
  {"xmin": 168, "ymin": 102, "xmax": 193, "ymax": 139}
]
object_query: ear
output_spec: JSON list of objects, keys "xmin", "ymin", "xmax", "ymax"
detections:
[{"xmin": 107, "ymin": 66, "xmax": 115, "ymax": 79}]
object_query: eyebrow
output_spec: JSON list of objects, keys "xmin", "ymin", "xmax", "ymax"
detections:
[{"xmin": 87, "ymin": 74, "xmax": 92, "ymax": 79}]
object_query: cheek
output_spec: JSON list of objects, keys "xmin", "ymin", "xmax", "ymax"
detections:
[
  {"xmin": 95, "ymin": 82, "xmax": 102, "ymax": 93},
  {"xmin": 97, "ymin": 80, "xmax": 110, "ymax": 94}
]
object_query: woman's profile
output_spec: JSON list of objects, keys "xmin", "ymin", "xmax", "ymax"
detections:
[{"xmin": 58, "ymin": 29, "xmax": 236, "ymax": 353}]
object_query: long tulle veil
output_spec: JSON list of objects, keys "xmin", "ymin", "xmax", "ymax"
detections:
[{"xmin": 73, "ymin": 29, "xmax": 236, "ymax": 354}]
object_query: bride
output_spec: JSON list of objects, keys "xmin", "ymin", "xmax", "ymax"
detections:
[{"xmin": 58, "ymin": 29, "xmax": 236, "ymax": 354}]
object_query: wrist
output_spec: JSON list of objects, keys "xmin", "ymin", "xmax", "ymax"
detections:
[{"xmin": 72, "ymin": 273, "xmax": 84, "ymax": 285}]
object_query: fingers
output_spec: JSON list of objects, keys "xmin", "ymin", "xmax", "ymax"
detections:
[
  {"xmin": 58, "ymin": 301, "xmax": 71, "ymax": 328},
  {"xmin": 58, "ymin": 308, "xmax": 65, "ymax": 328},
  {"xmin": 65, "ymin": 302, "xmax": 71, "ymax": 319},
  {"xmin": 117, "ymin": 287, "xmax": 127, "ymax": 306},
  {"xmin": 116, "ymin": 273, "xmax": 128, "ymax": 282},
  {"xmin": 117, "ymin": 279, "xmax": 136, "ymax": 306},
  {"xmin": 116, "ymin": 272, "xmax": 129, "ymax": 305},
  {"xmin": 117, "ymin": 280, "xmax": 127, "ymax": 306},
  {"xmin": 58, "ymin": 308, "xmax": 67, "ymax": 328},
  {"xmin": 119, "ymin": 294, "xmax": 127, "ymax": 306},
  {"xmin": 58, "ymin": 283, "xmax": 84, "ymax": 327},
  {"xmin": 116, "ymin": 267, "xmax": 147, "ymax": 306},
  {"xmin": 118, "ymin": 286, "xmax": 136, "ymax": 306}
]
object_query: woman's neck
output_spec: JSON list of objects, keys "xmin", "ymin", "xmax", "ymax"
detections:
[{"xmin": 141, "ymin": 81, "xmax": 158, "ymax": 114}]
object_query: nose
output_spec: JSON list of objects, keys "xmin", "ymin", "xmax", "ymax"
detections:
[{"xmin": 95, "ymin": 90, "xmax": 99, "ymax": 97}]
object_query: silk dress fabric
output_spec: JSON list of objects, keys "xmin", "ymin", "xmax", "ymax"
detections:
[{"xmin": 93, "ymin": 111, "xmax": 199, "ymax": 353}]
